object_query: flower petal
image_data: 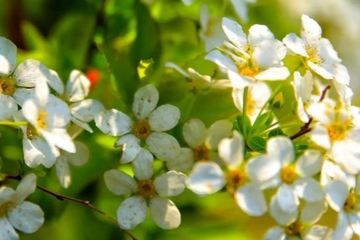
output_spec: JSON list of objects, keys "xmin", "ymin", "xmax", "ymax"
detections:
[
  {"xmin": 13, "ymin": 60, "xmax": 51, "ymax": 87},
  {"xmin": 325, "ymin": 180, "xmax": 349, "ymax": 212},
  {"xmin": 132, "ymin": 148, "xmax": 153, "ymax": 180},
  {"xmin": 269, "ymin": 196, "xmax": 298, "ymax": 226},
  {"xmin": 266, "ymin": 137, "xmax": 295, "ymax": 165},
  {"xmin": 219, "ymin": 131, "xmax": 244, "ymax": 168},
  {"xmin": 149, "ymin": 196, "xmax": 181, "ymax": 229},
  {"xmin": 65, "ymin": 141, "xmax": 89, "ymax": 166},
  {"xmin": 13, "ymin": 174, "xmax": 37, "ymax": 204},
  {"xmin": 149, "ymin": 104, "xmax": 180, "ymax": 131},
  {"xmin": 296, "ymin": 150, "xmax": 323, "ymax": 177},
  {"xmin": 115, "ymin": 134, "xmax": 142, "ymax": 164},
  {"xmin": 146, "ymin": 132, "xmax": 181, "ymax": 161},
  {"xmin": 8, "ymin": 201, "xmax": 44, "ymax": 233},
  {"xmin": 117, "ymin": 196, "xmax": 147, "ymax": 229},
  {"xmin": 71, "ymin": 99, "xmax": 105, "ymax": 122},
  {"xmin": 132, "ymin": 84, "xmax": 159, "ymax": 120},
  {"xmin": 166, "ymin": 147, "xmax": 194, "ymax": 172},
  {"xmin": 206, "ymin": 119, "xmax": 232, "ymax": 150},
  {"xmin": 222, "ymin": 17, "xmax": 247, "ymax": 50},
  {"xmin": 65, "ymin": 70, "xmax": 90, "ymax": 102},
  {"xmin": 182, "ymin": 118, "xmax": 208, "ymax": 148},
  {"xmin": 0, "ymin": 37, "xmax": 17, "ymax": 75},
  {"xmin": 154, "ymin": 171, "xmax": 186, "ymax": 197},
  {"xmin": 235, "ymin": 183, "xmax": 267, "ymax": 216},
  {"xmin": 276, "ymin": 184, "xmax": 299, "ymax": 213},
  {"xmin": 55, "ymin": 155, "xmax": 71, "ymax": 188},
  {"xmin": 95, "ymin": 109, "xmax": 133, "ymax": 136},
  {"xmin": 104, "ymin": 169, "xmax": 137, "ymax": 195},
  {"xmin": 0, "ymin": 217, "xmax": 18, "ymax": 240}
]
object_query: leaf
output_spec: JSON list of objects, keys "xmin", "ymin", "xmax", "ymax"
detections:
[
  {"xmin": 250, "ymin": 112, "xmax": 274, "ymax": 135},
  {"xmin": 268, "ymin": 128, "xmax": 287, "ymax": 138},
  {"xmin": 235, "ymin": 115, "xmax": 252, "ymax": 138},
  {"xmin": 247, "ymin": 135, "xmax": 266, "ymax": 153}
]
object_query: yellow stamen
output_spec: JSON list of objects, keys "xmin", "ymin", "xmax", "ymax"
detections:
[
  {"xmin": 238, "ymin": 64, "xmax": 259, "ymax": 78},
  {"xmin": 306, "ymin": 45, "xmax": 323, "ymax": 65},
  {"xmin": 193, "ymin": 144, "xmax": 210, "ymax": 161},
  {"xmin": 137, "ymin": 180, "xmax": 156, "ymax": 199},
  {"xmin": 226, "ymin": 170, "xmax": 247, "ymax": 194},
  {"xmin": 285, "ymin": 220, "xmax": 303, "ymax": 237},
  {"xmin": 133, "ymin": 120, "xmax": 151, "ymax": 140},
  {"xmin": 327, "ymin": 121, "xmax": 348, "ymax": 142},
  {"xmin": 0, "ymin": 77, "xmax": 16, "ymax": 95},
  {"xmin": 37, "ymin": 111, "xmax": 49, "ymax": 130},
  {"xmin": 280, "ymin": 166, "xmax": 297, "ymax": 184},
  {"xmin": 344, "ymin": 193, "xmax": 356, "ymax": 213}
]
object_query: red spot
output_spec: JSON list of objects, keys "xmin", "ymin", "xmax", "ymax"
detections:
[{"xmin": 86, "ymin": 68, "xmax": 101, "ymax": 91}]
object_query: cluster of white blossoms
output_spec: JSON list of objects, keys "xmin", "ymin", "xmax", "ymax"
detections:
[{"xmin": 1, "ymin": 4, "xmax": 360, "ymax": 239}]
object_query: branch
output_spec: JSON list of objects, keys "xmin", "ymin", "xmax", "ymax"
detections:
[{"xmin": 4, "ymin": 175, "xmax": 138, "ymax": 240}]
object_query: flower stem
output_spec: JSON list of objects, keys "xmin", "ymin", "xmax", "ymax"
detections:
[
  {"xmin": 4, "ymin": 175, "xmax": 138, "ymax": 240},
  {"xmin": 0, "ymin": 121, "xmax": 28, "ymax": 127}
]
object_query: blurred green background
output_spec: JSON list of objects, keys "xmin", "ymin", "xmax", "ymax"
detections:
[{"xmin": 0, "ymin": 0, "xmax": 359, "ymax": 239}]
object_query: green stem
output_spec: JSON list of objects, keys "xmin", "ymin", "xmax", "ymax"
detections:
[{"xmin": 0, "ymin": 121, "xmax": 28, "ymax": 127}]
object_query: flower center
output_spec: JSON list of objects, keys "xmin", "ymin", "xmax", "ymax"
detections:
[
  {"xmin": 193, "ymin": 144, "xmax": 210, "ymax": 161},
  {"xmin": 133, "ymin": 120, "xmax": 151, "ymax": 140},
  {"xmin": 327, "ymin": 121, "xmax": 348, "ymax": 142},
  {"xmin": 238, "ymin": 64, "xmax": 259, "ymax": 78},
  {"xmin": 280, "ymin": 166, "xmax": 297, "ymax": 184},
  {"xmin": 26, "ymin": 125, "xmax": 39, "ymax": 140},
  {"xmin": 0, "ymin": 77, "xmax": 16, "ymax": 95},
  {"xmin": 306, "ymin": 45, "xmax": 323, "ymax": 66},
  {"xmin": 285, "ymin": 220, "xmax": 303, "ymax": 237},
  {"xmin": 37, "ymin": 111, "xmax": 49, "ymax": 130},
  {"xmin": 0, "ymin": 202, "xmax": 13, "ymax": 218},
  {"xmin": 226, "ymin": 169, "xmax": 247, "ymax": 194},
  {"xmin": 344, "ymin": 193, "xmax": 357, "ymax": 213},
  {"xmin": 137, "ymin": 180, "xmax": 156, "ymax": 199}
]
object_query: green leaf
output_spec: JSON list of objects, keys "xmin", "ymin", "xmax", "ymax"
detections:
[
  {"xmin": 250, "ymin": 112, "xmax": 274, "ymax": 134},
  {"xmin": 268, "ymin": 128, "xmax": 287, "ymax": 138},
  {"xmin": 247, "ymin": 136, "xmax": 266, "ymax": 153},
  {"xmin": 235, "ymin": 115, "xmax": 252, "ymax": 138}
]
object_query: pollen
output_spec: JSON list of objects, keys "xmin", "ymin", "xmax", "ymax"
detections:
[
  {"xmin": 238, "ymin": 64, "xmax": 259, "ymax": 78},
  {"xmin": 246, "ymin": 92, "xmax": 256, "ymax": 116},
  {"xmin": 343, "ymin": 193, "xmax": 356, "ymax": 213},
  {"xmin": 26, "ymin": 125, "xmax": 38, "ymax": 140},
  {"xmin": 138, "ymin": 179, "xmax": 156, "ymax": 199},
  {"xmin": 0, "ymin": 77, "xmax": 16, "ymax": 95},
  {"xmin": 193, "ymin": 144, "xmax": 210, "ymax": 161},
  {"xmin": 37, "ymin": 111, "xmax": 49, "ymax": 130},
  {"xmin": 226, "ymin": 170, "xmax": 247, "ymax": 194},
  {"xmin": 133, "ymin": 119, "xmax": 151, "ymax": 140},
  {"xmin": 306, "ymin": 45, "xmax": 323, "ymax": 66},
  {"xmin": 327, "ymin": 121, "xmax": 347, "ymax": 142},
  {"xmin": 0, "ymin": 202, "xmax": 13, "ymax": 218},
  {"xmin": 280, "ymin": 166, "xmax": 297, "ymax": 184},
  {"xmin": 285, "ymin": 220, "xmax": 303, "ymax": 237}
]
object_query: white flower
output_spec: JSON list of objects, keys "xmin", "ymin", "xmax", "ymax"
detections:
[
  {"xmin": 55, "ymin": 141, "xmax": 89, "ymax": 188},
  {"xmin": 292, "ymin": 71, "xmax": 314, "ymax": 123},
  {"xmin": 22, "ymin": 94, "xmax": 76, "ymax": 158},
  {"xmin": 232, "ymin": 81, "xmax": 271, "ymax": 123},
  {"xmin": 187, "ymin": 131, "xmax": 267, "ymax": 216},
  {"xmin": 326, "ymin": 178, "xmax": 360, "ymax": 239},
  {"xmin": 265, "ymin": 195, "xmax": 330, "ymax": 240},
  {"xmin": 64, "ymin": 70, "xmax": 104, "ymax": 133},
  {"xmin": 283, "ymin": 15, "xmax": 350, "ymax": 87},
  {"xmin": 0, "ymin": 37, "xmax": 63, "ymax": 111},
  {"xmin": 307, "ymin": 102, "xmax": 360, "ymax": 174},
  {"xmin": 104, "ymin": 149, "xmax": 186, "ymax": 229},
  {"xmin": 247, "ymin": 136, "xmax": 325, "ymax": 213},
  {"xmin": 95, "ymin": 84, "xmax": 181, "ymax": 163},
  {"xmin": 206, "ymin": 17, "xmax": 289, "ymax": 89},
  {"xmin": 229, "ymin": 0, "xmax": 256, "ymax": 23},
  {"xmin": 0, "ymin": 174, "xmax": 44, "ymax": 239}
]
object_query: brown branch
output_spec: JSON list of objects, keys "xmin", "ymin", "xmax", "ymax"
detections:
[
  {"xmin": 290, "ymin": 85, "xmax": 331, "ymax": 140},
  {"xmin": 4, "ymin": 175, "xmax": 138, "ymax": 240}
]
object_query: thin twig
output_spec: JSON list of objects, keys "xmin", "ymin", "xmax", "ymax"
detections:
[
  {"xmin": 4, "ymin": 175, "xmax": 138, "ymax": 240},
  {"xmin": 290, "ymin": 85, "xmax": 331, "ymax": 140}
]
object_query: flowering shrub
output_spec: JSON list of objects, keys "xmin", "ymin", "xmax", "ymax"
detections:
[{"xmin": 0, "ymin": 0, "xmax": 359, "ymax": 239}]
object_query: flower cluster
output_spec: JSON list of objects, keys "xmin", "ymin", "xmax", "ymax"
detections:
[{"xmin": 1, "ymin": 2, "xmax": 360, "ymax": 239}]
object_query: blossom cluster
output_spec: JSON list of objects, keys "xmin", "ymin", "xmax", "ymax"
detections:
[{"xmin": 0, "ymin": 2, "xmax": 359, "ymax": 240}]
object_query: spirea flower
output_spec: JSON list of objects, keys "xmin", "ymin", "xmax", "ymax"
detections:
[
  {"xmin": 104, "ymin": 149, "xmax": 186, "ymax": 229},
  {"xmin": 0, "ymin": 174, "xmax": 44, "ymax": 239}
]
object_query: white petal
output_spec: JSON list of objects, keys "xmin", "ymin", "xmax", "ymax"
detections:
[
  {"xmin": 221, "ymin": 17, "xmax": 247, "ymax": 49},
  {"xmin": 277, "ymin": 184, "xmax": 299, "ymax": 213},
  {"xmin": 235, "ymin": 183, "xmax": 267, "ymax": 216},
  {"xmin": 149, "ymin": 104, "xmax": 180, "ymax": 131},
  {"xmin": 42, "ymin": 128, "xmax": 76, "ymax": 154},
  {"xmin": 255, "ymin": 67, "xmax": 290, "ymax": 81},
  {"xmin": 132, "ymin": 84, "xmax": 159, "ymax": 120},
  {"xmin": 310, "ymin": 125, "xmax": 331, "ymax": 150},
  {"xmin": 115, "ymin": 134, "xmax": 142, "ymax": 164},
  {"xmin": 248, "ymin": 24, "xmax": 274, "ymax": 45},
  {"xmin": 0, "ymin": 218, "xmax": 18, "ymax": 240},
  {"xmin": 266, "ymin": 137, "xmax": 295, "ymax": 165},
  {"xmin": 182, "ymin": 118, "xmax": 208, "ymax": 148},
  {"xmin": 71, "ymin": 99, "xmax": 105, "ymax": 122},
  {"xmin": 0, "ymin": 37, "xmax": 17, "ymax": 75},
  {"xmin": 325, "ymin": 180, "xmax": 349, "ymax": 212},
  {"xmin": 166, "ymin": 147, "xmax": 194, "ymax": 172},
  {"xmin": 206, "ymin": 119, "xmax": 232, "ymax": 150},
  {"xmin": 95, "ymin": 109, "xmax": 133, "ymax": 136},
  {"xmin": 227, "ymin": 69, "xmax": 254, "ymax": 88},
  {"xmin": 65, "ymin": 70, "xmax": 90, "ymax": 102},
  {"xmin": 0, "ymin": 187, "xmax": 15, "ymax": 205},
  {"xmin": 283, "ymin": 33, "xmax": 308, "ymax": 56},
  {"xmin": 229, "ymin": 0, "xmax": 249, "ymax": 22},
  {"xmin": 154, "ymin": 171, "xmax": 186, "ymax": 197},
  {"xmin": 333, "ymin": 212, "xmax": 353, "ymax": 240},
  {"xmin": 306, "ymin": 226, "xmax": 333, "ymax": 240},
  {"xmin": 104, "ymin": 169, "xmax": 137, "ymax": 195},
  {"xmin": 65, "ymin": 141, "xmax": 89, "ymax": 166},
  {"xmin": 47, "ymin": 69, "xmax": 64, "ymax": 94},
  {"xmin": 247, "ymin": 154, "xmax": 281, "ymax": 188},
  {"xmin": 297, "ymin": 177, "xmax": 324, "ymax": 203},
  {"xmin": 24, "ymin": 136, "xmax": 57, "ymax": 168},
  {"xmin": 301, "ymin": 201, "xmax": 327, "ymax": 224},
  {"xmin": 296, "ymin": 150, "xmax": 323, "ymax": 177},
  {"xmin": 132, "ymin": 149, "xmax": 154, "ymax": 180},
  {"xmin": 218, "ymin": 131, "xmax": 244, "ymax": 168},
  {"xmin": 0, "ymin": 95, "xmax": 17, "ymax": 120},
  {"xmin": 269, "ymin": 196, "xmax": 298, "ymax": 226},
  {"xmin": 146, "ymin": 132, "xmax": 181, "ymax": 161},
  {"xmin": 205, "ymin": 50, "xmax": 238, "ymax": 73},
  {"xmin": 117, "ymin": 196, "xmax": 147, "ymax": 229},
  {"xmin": 8, "ymin": 201, "xmax": 44, "ymax": 233},
  {"xmin": 349, "ymin": 212, "xmax": 360, "ymax": 235},
  {"xmin": 13, "ymin": 60, "xmax": 51, "ymax": 87},
  {"xmin": 149, "ymin": 196, "xmax": 181, "ymax": 229},
  {"xmin": 186, "ymin": 162, "xmax": 225, "ymax": 195},
  {"xmin": 55, "ymin": 155, "xmax": 71, "ymax": 188},
  {"xmin": 13, "ymin": 174, "xmax": 37, "ymax": 204},
  {"xmin": 301, "ymin": 15, "xmax": 322, "ymax": 43},
  {"xmin": 264, "ymin": 227, "xmax": 285, "ymax": 240}
]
